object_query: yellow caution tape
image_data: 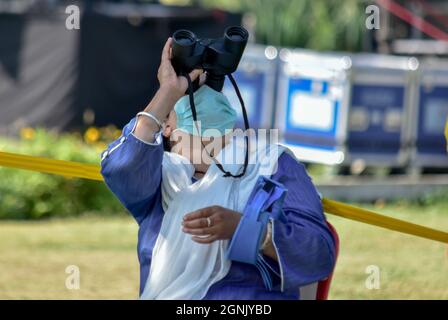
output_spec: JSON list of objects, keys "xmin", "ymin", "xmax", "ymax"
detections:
[
  {"xmin": 1, "ymin": 150, "xmax": 447, "ymax": 244},
  {"xmin": 322, "ymin": 198, "xmax": 448, "ymax": 244},
  {"xmin": 0, "ymin": 151, "xmax": 103, "ymax": 181}
]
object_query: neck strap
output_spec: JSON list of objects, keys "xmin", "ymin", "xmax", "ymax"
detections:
[{"xmin": 184, "ymin": 73, "xmax": 250, "ymax": 178}]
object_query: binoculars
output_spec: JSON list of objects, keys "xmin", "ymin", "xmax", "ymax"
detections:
[{"xmin": 171, "ymin": 26, "xmax": 249, "ymax": 92}]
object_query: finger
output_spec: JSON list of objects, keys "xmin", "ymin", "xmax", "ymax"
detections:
[
  {"xmin": 199, "ymin": 72, "xmax": 207, "ymax": 86},
  {"xmin": 182, "ymin": 217, "xmax": 211, "ymax": 229},
  {"xmin": 188, "ymin": 68, "xmax": 203, "ymax": 82},
  {"xmin": 192, "ymin": 234, "xmax": 219, "ymax": 244},
  {"xmin": 183, "ymin": 206, "xmax": 215, "ymax": 221},
  {"xmin": 182, "ymin": 226, "xmax": 217, "ymax": 236},
  {"xmin": 161, "ymin": 37, "xmax": 172, "ymax": 62}
]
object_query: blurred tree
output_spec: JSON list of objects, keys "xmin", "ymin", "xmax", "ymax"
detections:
[{"xmin": 161, "ymin": 0, "xmax": 370, "ymax": 51}]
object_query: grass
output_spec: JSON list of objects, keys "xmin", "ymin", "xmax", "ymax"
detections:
[
  {"xmin": 0, "ymin": 215, "xmax": 140, "ymax": 299},
  {"xmin": 328, "ymin": 201, "xmax": 448, "ymax": 299},
  {"xmin": 0, "ymin": 202, "xmax": 447, "ymax": 299}
]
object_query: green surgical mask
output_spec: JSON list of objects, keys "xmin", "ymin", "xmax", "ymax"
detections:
[{"xmin": 174, "ymin": 84, "xmax": 237, "ymax": 138}]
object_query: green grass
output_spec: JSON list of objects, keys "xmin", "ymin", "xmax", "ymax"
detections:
[
  {"xmin": 328, "ymin": 201, "xmax": 448, "ymax": 299},
  {"xmin": 0, "ymin": 215, "xmax": 140, "ymax": 299},
  {"xmin": 0, "ymin": 203, "xmax": 447, "ymax": 299}
]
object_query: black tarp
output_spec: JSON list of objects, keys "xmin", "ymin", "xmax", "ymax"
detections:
[
  {"xmin": 0, "ymin": 3, "xmax": 241, "ymax": 132},
  {"xmin": 0, "ymin": 12, "xmax": 78, "ymax": 134}
]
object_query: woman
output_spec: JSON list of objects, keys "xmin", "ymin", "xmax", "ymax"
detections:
[{"xmin": 100, "ymin": 38, "xmax": 336, "ymax": 299}]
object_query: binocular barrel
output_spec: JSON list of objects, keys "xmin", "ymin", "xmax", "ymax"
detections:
[
  {"xmin": 171, "ymin": 30, "xmax": 198, "ymax": 73},
  {"xmin": 224, "ymin": 26, "xmax": 249, "ymax": 55},
  {"xmin": 172, "ymin": 30, "xmax": 197, "ymax": 58}
]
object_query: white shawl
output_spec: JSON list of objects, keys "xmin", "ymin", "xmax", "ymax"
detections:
[{"xmin": 140, "ymin": 136, "xmax": 286, "ymax": 299}]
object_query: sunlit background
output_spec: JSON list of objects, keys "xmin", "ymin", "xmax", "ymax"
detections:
[{"xmin": 0, "ymin": 0, "xmax": 447, "ymax": 299}]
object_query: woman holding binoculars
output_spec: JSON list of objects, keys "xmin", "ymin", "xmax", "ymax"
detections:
[{"xmin": 100, "ymin": 33, "xmax": 336, "ymax": 300}]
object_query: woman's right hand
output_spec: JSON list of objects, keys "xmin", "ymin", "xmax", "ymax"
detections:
[
  {"xmin": 157, "ymin": 37, "xmax": 203, "ymax": 101},
  {"xmin": 134, "ymin": 37, "xmax": 203, "ymax": 144}
]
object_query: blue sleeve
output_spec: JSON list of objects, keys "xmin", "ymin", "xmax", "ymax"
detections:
[
  {"xmin": 265, "ymin": 152, "xmax": 336, "ymax": 292},
  {"xmin": 100, "ymin": 117, "xmax": 164, "ymax": 224}
]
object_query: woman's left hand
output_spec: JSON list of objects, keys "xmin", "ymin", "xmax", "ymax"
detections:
[{"xmin": 182, "ymin": 206, "xmax": 241, "ymax": 244}]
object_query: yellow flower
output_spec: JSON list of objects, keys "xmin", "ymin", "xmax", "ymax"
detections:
[
  {"xmin": 20, "ymin": 127, "xmax": 35, "ymax": 140},
  {"xmin": 84, "ymin": 127, "xmax": 100, "ymax": 144}
]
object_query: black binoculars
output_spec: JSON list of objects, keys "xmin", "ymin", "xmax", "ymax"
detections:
[{"xmin": 171, "ymin": 26, "xmax": 249, "ymax": 92}]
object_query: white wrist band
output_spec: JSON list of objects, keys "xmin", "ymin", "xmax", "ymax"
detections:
[{"xmin": 137, "ymin": 111, "xmax": 162, "ymax": 130}]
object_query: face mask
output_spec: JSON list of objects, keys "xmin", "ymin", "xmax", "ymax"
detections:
[{"xmin": 174, "ymin": 84, "xmax": 237, "ymax": 138}]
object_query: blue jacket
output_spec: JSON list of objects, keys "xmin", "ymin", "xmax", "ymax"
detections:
[{"xmin": 100, "ymin": 117, "xmax": 336, "ymax": 299}]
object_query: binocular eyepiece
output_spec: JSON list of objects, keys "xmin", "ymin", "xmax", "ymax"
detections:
[{"xmin": 171, "ymin": 26, "xmax": 249, "ymax": 92}]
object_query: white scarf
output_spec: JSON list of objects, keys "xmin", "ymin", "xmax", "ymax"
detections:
[{"xmin": 140, "ymin": 136, "xmax": 286, "ymax": 299}]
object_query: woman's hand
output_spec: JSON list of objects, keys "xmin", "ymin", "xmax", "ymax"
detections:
[
  {"xmin": 182, "ymin": 206, "xmax": 241, "ymax": 244},
  {"xmin": 158, "ymin": 37, "xmax": 203, "ymax": 101},
  {"xmin": 134, "ymin": 37, "xmax": 202, "ymax": 143}
]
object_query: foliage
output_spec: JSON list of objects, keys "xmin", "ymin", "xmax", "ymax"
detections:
[
  {"xmin": 0, "ymin": 127, "xmax": 125, "ymax": 219},
  {"xmin": 163, "ymin": 0, "xmax": 370, "ymax": 51}
]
